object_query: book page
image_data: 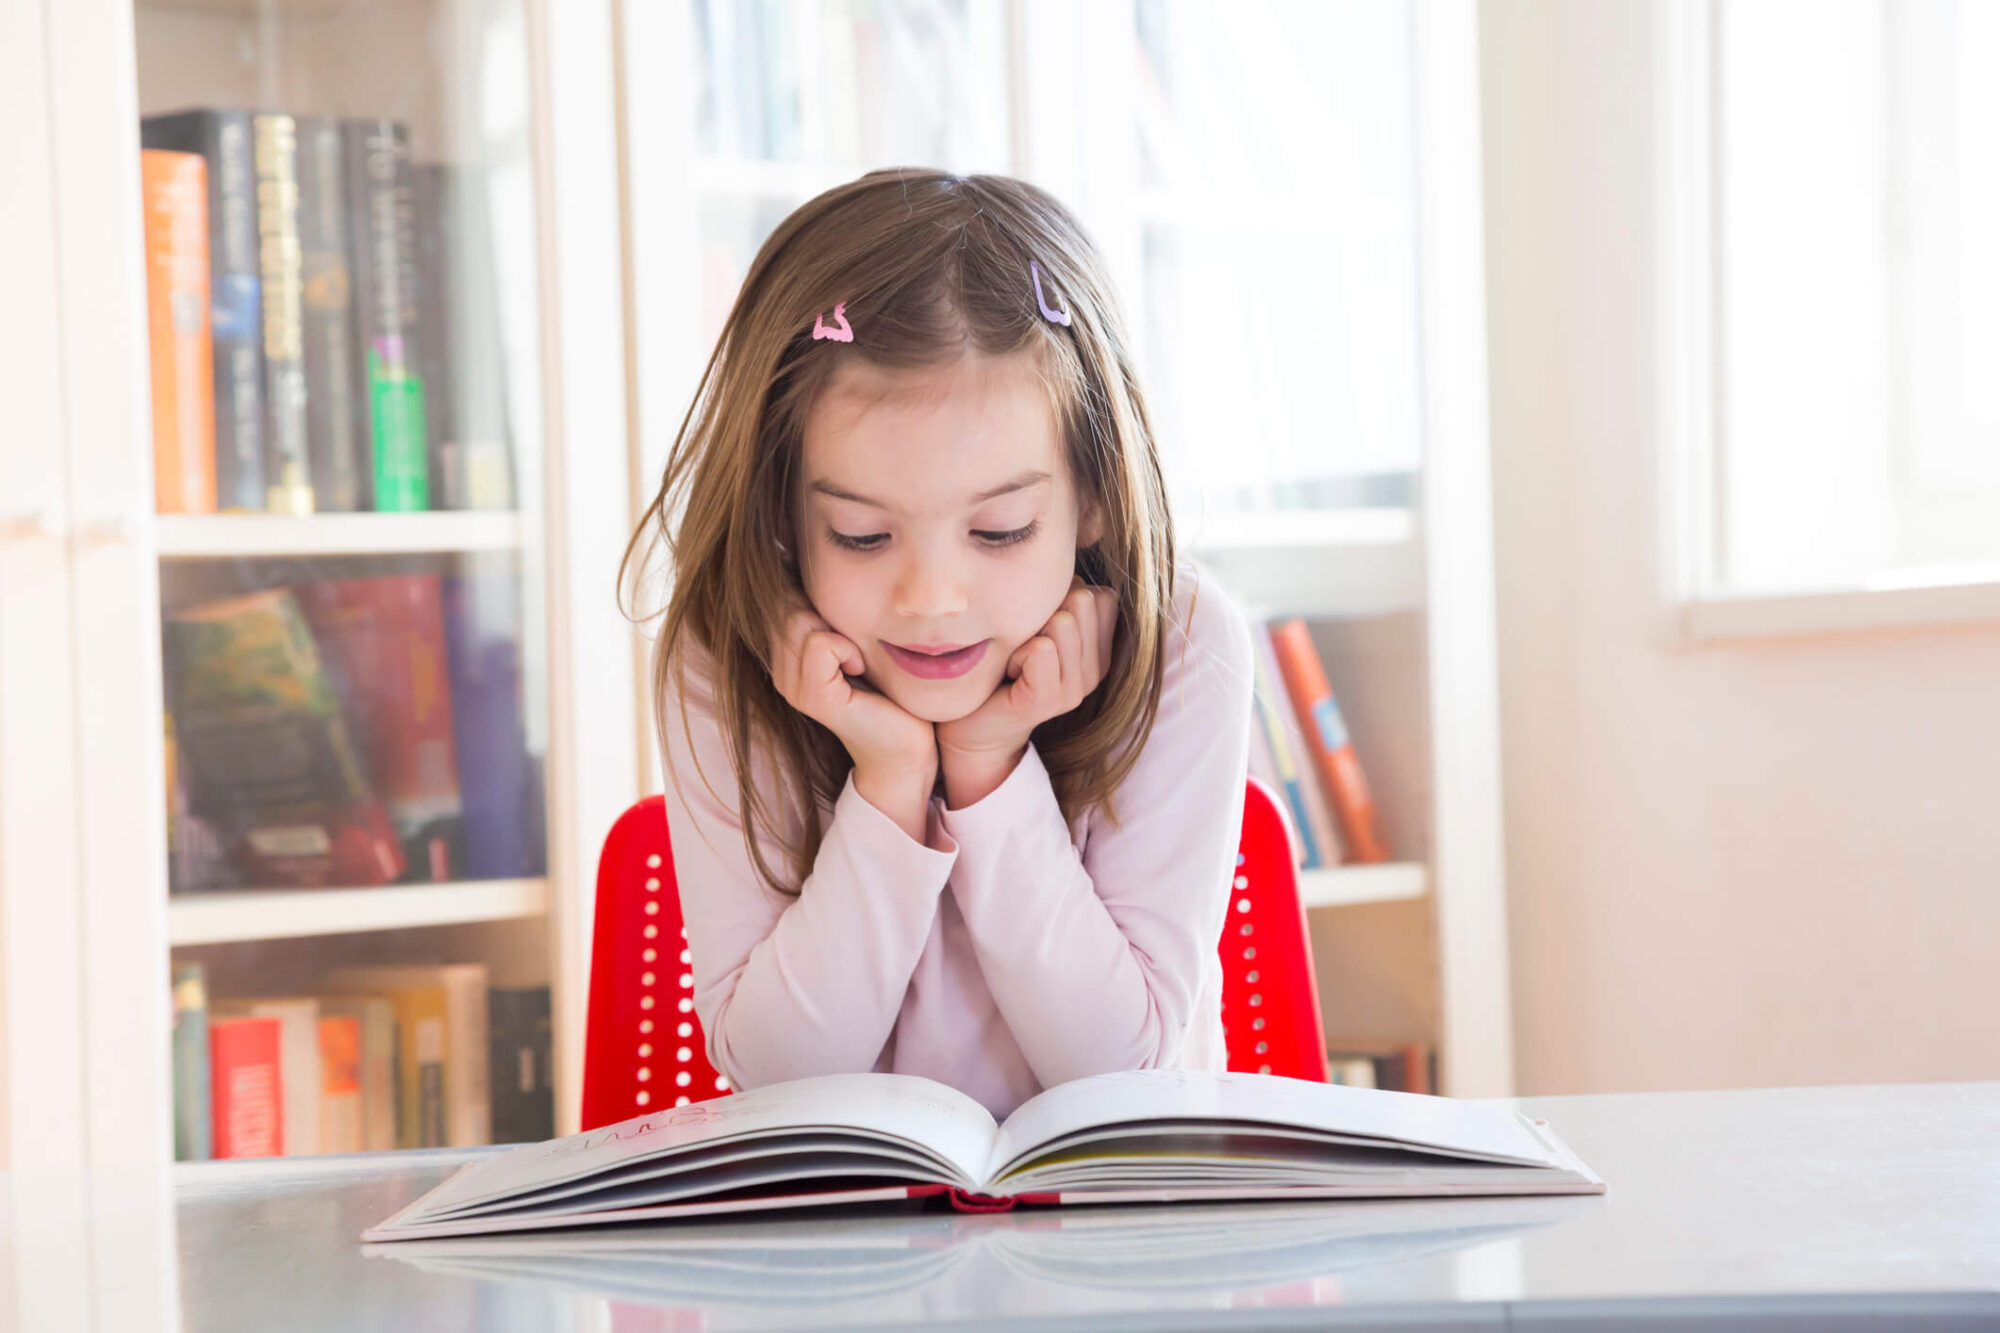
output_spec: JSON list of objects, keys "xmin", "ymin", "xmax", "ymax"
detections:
[
  {"xmin": 406, "ymin": 1073, "xmax": 997, "ymax": 1223},
  {"xmin": 985, "ymin": 1070, "xmax": 1559, "ymax": 1183}
]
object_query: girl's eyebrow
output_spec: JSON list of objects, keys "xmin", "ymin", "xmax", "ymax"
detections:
[{"xmin": 807, "ymin": 469, "xmax": 1052, "ymax": 510}]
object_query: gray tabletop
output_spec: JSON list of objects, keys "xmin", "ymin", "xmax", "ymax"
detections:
[{"xmin": 5, "ymin": 1081, "xmax": 1997, "ymax": 1331}]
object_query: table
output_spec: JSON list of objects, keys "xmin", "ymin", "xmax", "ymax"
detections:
[{"xmin": 4, "ymin": 1081, "xmax": 1996, "ymax": 1331}]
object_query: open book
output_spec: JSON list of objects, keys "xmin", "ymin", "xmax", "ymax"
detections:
[{"xmin": 363, "ymin": 1069, "xmax": 1603, "ymax": 1242}]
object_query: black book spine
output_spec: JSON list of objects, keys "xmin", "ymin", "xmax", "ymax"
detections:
[
  {"xmin": 141, "ymin": 110, "xmax": 265, "ymax": 511},
  {"xmin": 296, "ymin": 117, "xmax": 366, "ymax": 511},
  {"xmin": 487, "ymin": 986, "xmax": 553, "ymax": 1144},
  {"xmin": 342, "ymin": 119, "xmax": 428, "ymax": 512},
  {"xmin": 253, "ymin": 113, "xmax": 312, "ymax": 512},
  {"xmin": 411, "ymin": 163, "xmax": 462, "ymax": 509}
]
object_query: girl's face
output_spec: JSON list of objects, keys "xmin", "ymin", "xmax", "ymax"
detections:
[{"xmin": 795, "ymin": 349, "xmax": 1102, "ymax": 724}]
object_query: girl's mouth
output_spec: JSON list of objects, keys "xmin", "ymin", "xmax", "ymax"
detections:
[{"xmin": 882, "ymin": 640, "xmax": 989, "ymax": 680}]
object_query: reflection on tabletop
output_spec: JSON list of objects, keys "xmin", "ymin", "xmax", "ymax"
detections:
[{"xmin": 363, "ymin": 1193, "xmax": 1587, "ymax": 1322}]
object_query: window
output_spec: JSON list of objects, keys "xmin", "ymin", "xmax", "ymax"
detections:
[{"xmin": 1670, "ymin": 0, "xmax": 2000, "ymax": 620}]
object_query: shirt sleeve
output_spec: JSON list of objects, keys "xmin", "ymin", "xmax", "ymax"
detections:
[
  {"xmin": 936, "ymin": 567, "xmax": 1255, "ymax": 1088},
  {"xmin": 660, "ymin": 650, "xmax": 959, "ymax": 1092}
]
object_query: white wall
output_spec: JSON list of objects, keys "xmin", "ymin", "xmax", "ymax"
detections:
[{"xmin": 1480, "ymin": 0, "xmax": 2000, "ymax": 1096}]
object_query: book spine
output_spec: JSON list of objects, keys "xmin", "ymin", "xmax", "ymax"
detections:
[
  {"xmin": 295, "ymin": 116, "xmax": 366, "ymax": 511},
  {"xmin": 164, "ymin": 588, "xmax": 406, "ymax": 888},
  {"xmin": 487, "ymin": 986, "xmax": 553, "ymax": 1144},
  {"xmin": 252, "ymin": 113, "xmax": 313, "ymax": 513},
  {"xmin": 343, "ymin": 119, "xmax": 429, "ymax": 512},
  {"xmin": 142, "ymin": 111, "xmax": 266, "ymax": 509},
  {"xmin": 445, "ymin": 965, "xmax": 492, "ymax": 1147},
  {"xmin": 318, "ymin": 1014, "xmax": 364, "ymax": 1155},
  {"xmin": 171, "ymin": 963, "xmax": 213, "ymax": 1160},
  {"xmin": 411, "ymin": 163, "xmax": 462, "ymax": 508},
  {"xmin": 1270, "ymin": 619, "xmax": 1388, "ymax": 864},
  {"xmin": 209, "ymin": 1016, "xmax": 283, "ymax": 1158},
  {"xmin": 1251, "ymin": 622, "xmax": 1339, "ymax": 867},
  {"xmin": 367, "ymin": 1003, "xmax": 398, "ymax": 1152},
  {"xmin": 141, "ymin": 151, "xmax": 217, "ymax": 514},
  {"xmin": 415, "ymin": 1011, "xmax": 446, "ymax": 1148},
  {"xmin": 440, "ymin": 573, "xmax": 535, "ymax": 878},
  {"xmin": 295, "ymin": 575, "xmax": 464, "ymax": 871}
]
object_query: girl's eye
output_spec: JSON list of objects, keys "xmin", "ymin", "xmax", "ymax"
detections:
[
  {"xmin": 975, "ymin": 521, "xmax": 1040, "ymax": 549},
  {"xmin": 826, "ymin": 530, "xmax": 888, "ymax": 552}
]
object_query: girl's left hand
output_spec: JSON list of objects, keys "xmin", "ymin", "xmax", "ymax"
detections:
[{"xmin": 937, "ymin": 577, "xmax": 1118, "ymax": 764}]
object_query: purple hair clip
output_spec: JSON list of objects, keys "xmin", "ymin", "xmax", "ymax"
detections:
[
  {"xmin": 812, "ymin": 302, "xmax": 854, "ymax": 343},
  {"xmin": 1031, "ymin": 261, "xmax": 1071, "ymax": 327}
]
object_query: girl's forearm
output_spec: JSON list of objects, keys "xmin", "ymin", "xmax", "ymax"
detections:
[{"xmin": 852, "ymin": 757, "xmax": 939, "ymax": 845}]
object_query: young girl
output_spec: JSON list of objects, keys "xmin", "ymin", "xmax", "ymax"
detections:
[{"xmin": 626, "ymin": 169, "xmax": 1253, "ymax": 1120}]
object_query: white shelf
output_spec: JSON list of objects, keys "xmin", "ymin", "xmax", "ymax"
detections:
[
  {"xmin": 168, "ymin": 878, "xmax": 549, "ymax": 946},
  {"xmin": 1185, "ymin": 508, "xmax": 1417, "ymax": 552},
  {"xmin": 155, "ymin": 512, "xmax": 524, "ymax": 559},
  {"xmin": 1187, "ymin": 508, "xmax": 1424, "ymax": 619},
  {"xmin": 1298, "ymin": 862, "xmax": 1428, "ymax": 909}
]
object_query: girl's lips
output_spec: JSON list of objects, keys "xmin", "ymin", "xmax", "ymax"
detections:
[{"xmin": 882, "ymin": 639, "xmax": 989, "ymax": 680}]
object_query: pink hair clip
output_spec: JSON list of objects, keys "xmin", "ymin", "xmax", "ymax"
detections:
[
  {"xmin": 812, "ymin": 302, "xmax": 854, "ymax": 343},
  {"xmin": 1031, "ymin": 261, "xmax": 1071, "ymax": 327}
]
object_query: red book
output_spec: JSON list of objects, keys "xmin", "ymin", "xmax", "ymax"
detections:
[
  {"xmin": 1268, "ymin": 619, "xmax": 1388, "ymax": 864},
  {"xmin": 297, "ymin": 575, "xmax": 464, "ymax": 875},
  {"xmin": 210, "ymin": 1015, "xmax": 284, "ymax": 1158}
]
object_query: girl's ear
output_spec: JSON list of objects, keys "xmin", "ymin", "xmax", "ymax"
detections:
[{"xmin": 1077, "ymin": 494, "xmax": 1105, "ymax": 549}]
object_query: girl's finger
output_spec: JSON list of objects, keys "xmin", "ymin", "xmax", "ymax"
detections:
[
  {"xmin": 1016, "ymin": 636, "xmax": 1060, "ymax": 708},
  {"xmin": 1066, "ymin": 588, "xmax": 1101, "ymax": 684},
  {"xmin": 1045, "ymin": 610, "xmax": 1083, "ymax": 693}
]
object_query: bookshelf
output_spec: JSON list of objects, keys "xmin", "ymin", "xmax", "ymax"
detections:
[{"xmin": 1, "ymin": 0, "xmax": 637, "ymax": 1169}]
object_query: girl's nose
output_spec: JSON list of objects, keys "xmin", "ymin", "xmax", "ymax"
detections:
[{"xmin": 893, "ymin": 545, "xmax": 968, "ymax": 620}]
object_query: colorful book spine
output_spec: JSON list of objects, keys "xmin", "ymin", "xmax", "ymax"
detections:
[
  {"xmin": 488, "ymin": 986, "xmax": 554, "ymax": 1144},
  {"xmin": 319, "ymin": 1014, "xmax": 364, "ymax": 1155},
  {"xmin": 164, "ymin": 588, "xmax": 406, "ymax": 887},
  {"xmin": 252, "ymin": 112, "xmax": 313, "ymax": 513},
  {"xmin": 343, "ymin": 119, "xmax": 428, "ymax": 511},
  {"xmin": 212, "ymin": 997, "xmax": 322, "ymax": 1156},
  {"xmin": 171, "ymin": 963, "xmax": 213, "ymax": 1161},
  {"xmin": 441, "ymin": 572, "xmax": 538, "ymax": 879},
  {"xmin": 1250, "ymin": 622, "xmax": 1339, "ymax": 868},
  {"xmin": 209, "ymin": 1015, "xmax": 283, "ymax": 1158},
  {"xmin": 141, "ymin": 110, "xmax": 265, "ymax": 511},
  {"xmin": 1269, "ymin": 619, "xmax": 1388, "ymax": 864},
  {"xmin": 295, "ymin": 574, "xmax": 464, "ymax": 874},
  {"xmin": 140, "ymin": 150, "xmax": 217, "ymax": 514},
  {"xmin": 296, "ymin": 115, "xmax": 366, "ymax": 511},
  {"xmin": 316, "ymin": 995, "xmax": 399, "ymax": 1152}
]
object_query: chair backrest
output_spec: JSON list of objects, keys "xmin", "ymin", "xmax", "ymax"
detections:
[{"xmin": 580, "ymin": 778, "xmax": 1328, "ymax": 1131}]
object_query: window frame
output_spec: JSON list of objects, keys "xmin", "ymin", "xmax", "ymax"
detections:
[{"xmin": 1660, "ymin": 0, "xmax": 2000, "ymax": 643}]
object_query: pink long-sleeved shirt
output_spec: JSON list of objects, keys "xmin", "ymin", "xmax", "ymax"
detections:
[{"xmin": 661, "ymin": 561, "xmax": 1254, "ymax": 1119}]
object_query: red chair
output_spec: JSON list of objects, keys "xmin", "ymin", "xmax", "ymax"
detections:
[{"xmin": 580, "ymin": 778, "xmax": 1328, "ymax": 1131}]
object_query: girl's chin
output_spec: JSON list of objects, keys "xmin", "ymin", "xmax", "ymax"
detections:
[{"xmin": 870, "ymin": 674, "xmax": 997, "ymax": 725}]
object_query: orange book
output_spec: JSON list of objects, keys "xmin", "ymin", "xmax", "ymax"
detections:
[
  {"xmin": 1268, "ymin": 619, "xmax": 1388, "ymax": 864},
  {"xmin": 318, "ymin": 1014, "xmax": 364, "ymax": 1155},
  {"xmin": 141, "ymin": 149, "xmax": 216, "ymax": 513}
]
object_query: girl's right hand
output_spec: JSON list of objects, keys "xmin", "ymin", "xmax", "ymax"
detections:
[{"xmin": 771, "ymin": 602, "xmax": 937, "ymax": 784}]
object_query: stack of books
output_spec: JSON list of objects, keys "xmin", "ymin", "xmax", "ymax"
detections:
[
  {"xmin": 170, "ymin": 960, "xmax": 555, "ymax": 1160},
  {"xmin": 1246, "ymin": 617, "xmax": 1388, "ymax": 868},
  {"xmin": 163, "ymin": 571, "xmax": 541, "ymax": 891},
  {"xmin": 139, "ymin": 108, "xmax": 513, "ymax": 517}
]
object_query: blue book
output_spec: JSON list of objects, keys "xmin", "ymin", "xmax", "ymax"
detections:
[{"xmin": 441, "ymin": 569, "xmax": 539, "ymax": 879}]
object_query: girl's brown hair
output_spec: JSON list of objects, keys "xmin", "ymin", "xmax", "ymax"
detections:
[{"xmin": 622, "ymin": 168, "xmax": 1178, "ymax": 896}]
